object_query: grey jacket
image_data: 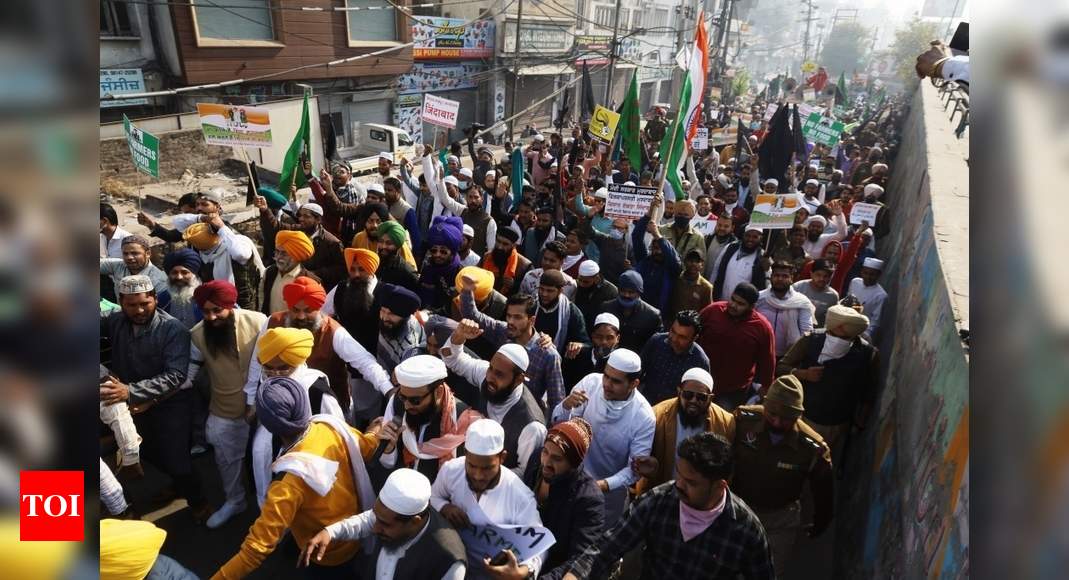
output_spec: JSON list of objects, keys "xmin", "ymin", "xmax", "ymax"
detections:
[{"xmin": 101, "ymin": 308, "xmax": 190, "ymax": 405}]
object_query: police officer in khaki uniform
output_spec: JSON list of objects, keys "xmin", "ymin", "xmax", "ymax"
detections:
[{"xmin": 730, "ymin": 374, "xmax": 833, "ymax": 570}]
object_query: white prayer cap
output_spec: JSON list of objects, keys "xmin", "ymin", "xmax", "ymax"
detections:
[
  {"xmin": 862, "ymin": 257, "xmax": 885, "ymax": 271},
  {"xmin": 763, "ymin": 178, "xmax": 779, "ymax": 187},
  {"xmin": 872, "ymin": 163, "xmax": 888, "ymax": 172},
  {"xmin": 444, "ymin": 175, "xmax": 460, "ymax": 187},
  {"xmin": 680, "ymin": 368, "xmax": 714, "ymax": 392},
  {"xmin": 623, "ymin": 181, "xmax": 636, "ymax": 186},
  {"xmin": 832, "ymin": 169, "xmax": 843, "ymax": 177},
  {"xmin": 366, "ymin": 183, "xmax": 385, "ymax": 195},
  {"xmin": 533, "ymin": 134, "xmax": 545, "ymax": 142},
  {"xmin": 485, "ymin": 170, "xmax": 497, "ymax": 178},
  {"xmin": 864, "ymin": 183, "xmax": 884, "ymax": 198},
  {"xmin": 466, "ymin": 419, "xmax": 505, "ymax": 455},
  {"xmin": 459, "ymin": 167, "xmax": 473, "ymax": 178},
  {"xmin": 593, "ymin": 312, "xmax": 620, "ymax": 331},
  {"xmin": 379, "ymin": 469, "xmax": 431, "ymax": 516},
  {"xmin": 118, "ymin": 274, "xmax": 154, "ymax": 295},
  {"xmin": 594, "ymin": 187, "xmax": 609, "ymax": 199},
  {"xmin": 395, "ymin": 355, "xmax": 448, "ymax": 388},
  {"xmin": 202, "ymin": 187, "xmax": 226, "ymax": 205},
  {"xmin": 300, "ymin": 202, "xmax": 324, "ymax": 217},
  {"xmin": 578, "ymin": 261, "xmax": 600, "ymax": 277},
  {"xmin": 496, "ymin": 343, "xmax": 529, "ymax": 372},
  {"xmin": 462, "ymin": 224, "xmax": 475, "ymax": 238},
  {"xmin": 805, "ymin": 179, "xmax": 819, "ymax": 187},
  {"xmin": 447, "ymin": 155, "xmax": 460, "ymax": 164},
  {"xmin": 717, "ymin": 174, "xmax": 731, "ymax": 188},
  {"xmin": 745, "ymin": 224, "xmax": 764, "ymax": 234},
  {"xmin": 607, "ymin": 349, "xmax": 641, "ymax": 374},
  {"xmin": 805, "ymin": 215, "xmax": 827, "ymax": 227},
  {"xmin": 378, "ymin": 151, "xmax": 394, "ymax": 163}
]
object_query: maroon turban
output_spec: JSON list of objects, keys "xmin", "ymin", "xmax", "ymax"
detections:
[{"xmin": 192, "ymin": 280, "xmax": 238, "ymax": 310}]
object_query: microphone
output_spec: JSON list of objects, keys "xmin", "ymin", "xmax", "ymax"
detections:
[{"xmin": 370, "ymin": 412, "xmax": 404, "ymax": 462}]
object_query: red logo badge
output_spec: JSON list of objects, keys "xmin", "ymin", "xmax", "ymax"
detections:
[{"xmin": 20, "ymin": 471, "xmax": 84, "ymax": 541}]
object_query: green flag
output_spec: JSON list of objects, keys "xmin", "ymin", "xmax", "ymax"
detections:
[
  {"xmin": 617, "ymin": 72, "xmax": 642, "ymax": 168},
  {"xmin": 836, "ymin": 72, "xmax": 848, "ymax": 105},
  {"xmin": 278, "ymin": 94, "xmax": 311, "ymax": 199}
]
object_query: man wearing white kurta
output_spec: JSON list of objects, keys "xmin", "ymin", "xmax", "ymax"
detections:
[
  {"xmin": 551, "ymin": 349, "xmax": 656, "ymax": 526},
  {"xmin": 431, "ymin": 419, "xmax": 545, "ymax": 579},
  {"xmin": 303, "ymin": 469, "xmax": 467, "ymax": 580},
  {"xmin": 847, "ymin": 257, "xmax": 888, "ymax": 343}
]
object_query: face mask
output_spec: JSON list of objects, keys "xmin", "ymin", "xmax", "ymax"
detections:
[
  {"xmin": 750, "ymin": 121, "xmax": 761, "ymax": 130},
  {"xmin": 618, "ymin": 296, "xmax": 638, "ymax": 308},
  {"xmin": 593, "ymin": 345, "xmax": 614, "ymax": 360},
  {"xmin": 609, "ymin": 228, "xmax": 625, "ymax": 240},
  {"xmin": 674, "ymin": 215, "xmax": 691, "ymax": 228},
  {"xmin": 458, "ymin": 181, "xmax": 470, "ymax": 191},
  {"xmin": 818, "ymin": 334, "xmax": 854, "ymax": 363}
]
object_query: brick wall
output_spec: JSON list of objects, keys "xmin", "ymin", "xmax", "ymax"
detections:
[{"xmin": 100, "ymin": 129, "xmax": 238, "ymax": 183}]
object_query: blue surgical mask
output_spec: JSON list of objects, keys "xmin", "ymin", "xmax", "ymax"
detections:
[
  {"xmin": 618, "ymin": 296, "xmax": 638, "ymax": 308},
  {"xmin": 609, "ymin": 228, "xmax": 625, "ymax": 240}
]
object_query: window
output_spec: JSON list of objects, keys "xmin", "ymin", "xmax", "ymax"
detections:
[
  {"xmin": 100, "ymin": 0, "xmax": 135, "ymax": 37},
  {"xmin": 593, "ymin": 5, "xmax": 614, "ymax": 28},
  {"xmin": 191, "ymin": 0, "xmax": 280, "ymax": 46},
  {"xmin": 369, "ymin": 128, "xmax": 389, "ymax": 143},
  {"xmin": 631, "ymin": 10, "xmax": 644, "ymax": 30},
  {"xmin": 346, "ymin": 0, "xmax": 399, "ymax": 45},
  {"xmin": 655, "ymin": 9, "xmax": 670, "ymax": 35},
  {"xmin": 576, "ymin": 0, "xmax": 588, "ymax": 22}
]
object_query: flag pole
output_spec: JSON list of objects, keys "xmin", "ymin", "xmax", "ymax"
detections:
[{"xmin": 655, "ymin": 110, "xmax": 683, "ymax": 199}]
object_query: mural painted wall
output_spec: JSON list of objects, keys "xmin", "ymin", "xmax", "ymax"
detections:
[{"xmin": 837, "ymin": 84, "xmax": 969, "ymax": 579}]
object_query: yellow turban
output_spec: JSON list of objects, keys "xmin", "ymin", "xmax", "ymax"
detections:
[
  {"xmin": 100, "ymin": 519, "xmax": 167, "ymax": 580},
  {"xmin": 276, "ymin": 230, "xmax": 314, "ymax": 262},
  {"xmin": 344, "ymin": 247, "xmax": 380, "ymax": 274},
  {"xmin": 257, "ymin": 327, "xmax": 314, "ymax": 366},
  {"xmin": 183, "ymin": 222, "xmax": 220, "ymax": 251},
  {"xmin": 456, "ymin": 266, "xmax": 495, "ymax": 302}
]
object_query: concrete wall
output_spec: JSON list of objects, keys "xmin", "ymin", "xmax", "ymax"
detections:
[{"xmin": 837, "ymin": 82, "xmax": 969, "ymax": 578}]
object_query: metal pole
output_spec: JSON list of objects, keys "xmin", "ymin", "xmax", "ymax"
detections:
[
  {"xmin": 803, "ymin": 0, "xmax": 813, "ymax": 63},
  {"xmin": 508, "ymin": 0, "xmax": 525, "ymax": 141},
  {"xmin": 604, "ymin": 0, "xmax": 624, "ymax": 104}
]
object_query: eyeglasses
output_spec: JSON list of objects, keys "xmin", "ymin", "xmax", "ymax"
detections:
[
  {"xmin": 396, "ymin": 391, "xmax": 432, "ymax": 406},
  {"xmin": 679, "ymin": 390, "xmax": 711, "ymax": 403},
  {"xmin": 262, "ymin": 364, "xmax": 294, "ymax": 378}
]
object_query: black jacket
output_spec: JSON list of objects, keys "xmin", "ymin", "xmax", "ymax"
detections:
[
  {"xmin": 523, "ymin": 460, "xmax": 605, "ymax": 580},
  {"xmin": 712, "ymin": 241, "xmax": 767, "ymax": 301},
  {"xmin": 576, "ymin": 280, "xmax": 619, "ymax": 334},
  {"xmin": 599, "ymin": 298, "xmax": 664, "ymax": 352}
]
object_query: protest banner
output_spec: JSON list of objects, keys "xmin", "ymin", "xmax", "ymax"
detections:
[
  {"xmin": 197, "ymin": 103, "xmax": 273, "ymax": 148},
  {"xmin": 459, "ymin": 523, "xmax": 556, "ymax": 564},
  {"xmin": 709, "ymin": 126, "xmax": 737, "ymax": 147},
  {"xmin": 123, "ymin": 115, "xmax": 159, "ymax": 178},
  {"xmin": 605, "ymin": 183, "xmax": 657, "ymax": 220},
  {"xmin": 849, "ymin": 202, "xmax": 881, "ymax": 226},
  {"xmin": 588, "ymin": 105, "xmax": 621, "ymax": 143},
  {"xmin": 801, "ymin": 112, "xmax": 845, "ymax": 147},
  {"xmin": 691, "ymin": 215, "xmax": 717, "ymax": 237},
  {"xmin": 803, "ymin": 88, "xmax": 816, "ymax": 102},
  {"xmin": 690, "ymin": 126, "xmax": 709, "ymax": 150},
  {"xmin": 763, "ymin": 103, "xmax": 823, "ymax": 123},
  {"xmin": 422, "ymin": 93, "xmax": 461, "ymax": 129},
  {"xmin": 750, "ymin": 193, "xmax": 804, "ymax": 229}
]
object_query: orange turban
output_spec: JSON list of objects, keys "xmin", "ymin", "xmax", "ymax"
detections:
[
  {"xmin": 344, "ymin": 248, "xmax": 380, "ymax": 274},
  {"xmin": 456, "ymin": 266, "xmax": 495, "ymax": 302},
  {"xmin": 275, "ymin": 230, "xmax": 314, "ymax": 262},
  {"xmin": 282, "ymin": 276, "xmax": 326, "ymax": 310},
  {"xmin": 256, "ymin": 327, "xmax": 314, "ymax": 366},
  {"xmin": 183, "ymin": 222, "xmax": 220, "ymax": 251}
]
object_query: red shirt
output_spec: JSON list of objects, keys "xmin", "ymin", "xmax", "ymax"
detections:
[{"xmin": 697, "ymin": 301, "xmax": 776, "ymax": 394}]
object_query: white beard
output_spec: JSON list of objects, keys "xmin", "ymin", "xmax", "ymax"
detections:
[{"xmin": 168, "ymin": 277, "xmax": 201, "ymax": 306}]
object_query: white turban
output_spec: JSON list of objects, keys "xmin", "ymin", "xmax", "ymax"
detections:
[
  {"xmin": 395, "ymin": 355, "xmax": 448, "ymax": 388},
  {"xmin": 466, "ymin": 419, "xmax": 505, "ymax": 455},
  {"xmin": 607, "ymin": 349, "xmax": 641, "ymax": 374},
  {"xmin": 593, "ymin": 312, "xmax": 620, "ymax": 331},
  {"xmin": 459, "ymin": 167, "xmax": 473, "ymax": 178},
  {"xmin": 497, "ymin": 343, "xmax": 529, "ymax": 372},
  {"xmin": 805, "ymin": 179, "xmax": 819, "ymax": 187},
  {"xmin": 379, "ymin": 469, "xmax": 431, "ymax": 516},
  {"xmin": 763, "ymin": 178, "xmax": 779, "ymax": 187},
  {"xmin": 378, "ymin": 152, "xmax": 394, "ymax": 163},
  {"xmin": 806, "ymin": 215, "xmax": 828, "ymax": 227},
  {"xmin": 862, "ymin": 257, "xmax": 885, "ymax": 270},
  {"xmin": 864, "ymin": 184, "xmax": 884, "ymax": 198},
  {"xmin": 578, "ymin": 261, "xmax": 600, "ymax": 277},
  {"xmin": 444, "ymin": 175, "xmax": 460, "ymax": 188},
  {"xmin": 681, "ymin": 368, "xmax": 714, "ymax": 392}
]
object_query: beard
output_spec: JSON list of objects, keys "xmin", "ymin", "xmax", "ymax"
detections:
[
  {"xmin": 807, "ymin": 231, "xmax": 822, "ymax": 242},
  {"xmin": 678, "ymin": 405, "xmax": 705, "ymax": 428},
  {"xmin": 481, "ymin": 380, "xmax": 515, "ymax": 405},
  {"xmin": 285, "ymin": 312, "xmax": 324, "ymax": 333},
  {"xmin": 168, "ymin": 278, "xmax": 200, "ymax": 307},
  {"xmin": 491, "ymin": 248, "xmax": 510, "ymax": 269},
  {"xmin": 379, "ymin": 317, "xmax": 408, "ymax": 339},
  {"xmin": 344, "ymin": 278, "xmax": 373, "ymax": 315},
  {"xmin": 405, "ymin": 401, "xmax": 438, "ymax": 430},
  {"xmin": 203, "ymin": 312, "xmax": 238, "ymax": 358}
]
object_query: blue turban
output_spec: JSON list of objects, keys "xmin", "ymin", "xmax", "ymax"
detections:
[
  {"xmin": 618, "ymin": 270, "xmax": 644, "ymax": 294},
  {"xmin": 162, "ymin": 248, "xmax": 203, "ymax": 275},
  {"xmin": 255, "ymin": 376, "xmax": 311, "ymax": 440},
  {"xmin": 427, "ymin": 216, "xmax": 464, "ymax": 253},
  {"xmin": 379, "ymin": 283, "xmax": 421, "ymax": 318}
]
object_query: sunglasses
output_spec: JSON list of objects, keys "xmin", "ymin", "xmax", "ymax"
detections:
[
  {"xmin": 679, "ymin": 390, "xmax": 711, "ymax": 403},
  {"xmin": 396, "ymin": 391, "xmax": 432, "ymax": 406}
]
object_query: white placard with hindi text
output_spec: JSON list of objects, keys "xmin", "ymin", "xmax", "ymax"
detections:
[
  {"xmin": 458, "ymin": 523, "xmax": 556, "ymax": 564},
  {"xmin": 691, "ymin": 126, "xmax": 709, "ymax": 150},
  {"xmin": 605, "ymin": 183, "xmax": 658, "ymax": 220},
  {"xmin": 422, "ymin": 93, "xmax": 461, "ymax": 129},
  {"xmin": 849, "ymin": 202, "xmax": 881, "ymax": 226}
]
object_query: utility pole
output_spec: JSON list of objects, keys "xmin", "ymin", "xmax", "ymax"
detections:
[
  {"xmin": 604, "ymin": 0, "xmax": 624, "ymax": 104},
  {"xmin": 802, "ymin": 0, "xmax": 814, "ymax": 63},
  {"xmin": 508, "ymin": 0, "xmax": 524, "ymax": 140}
]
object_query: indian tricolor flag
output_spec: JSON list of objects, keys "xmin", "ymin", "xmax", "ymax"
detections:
[{"xmin": 658, "ymin": 13, "xmax": 709, "ymax": 200}]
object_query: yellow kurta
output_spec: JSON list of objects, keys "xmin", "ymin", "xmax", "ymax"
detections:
[
  {"xmin": 351, "ymin": 230, "xmax": 417, "ymax": 268},
  {"xmin": 213, "ymin": 422, "xmax": 377, "ymax": 579}
]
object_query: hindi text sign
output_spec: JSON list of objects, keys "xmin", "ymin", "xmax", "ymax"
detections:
[
  {"xmin": 123, "ymin": 115, "xmax": 159, "ymax": 178},
  {"xmin": 197, "ymin": 103, "xmax": 273, "ymax": 148},
  {"xmin": 605, "ymin": 183, "xmax": 657, "ymax": 220},
  {"xmin": 750, "ymin": 193, "xmax": 803, "ymax": 230},
  {"xmin": 690, "ymin": 126, "xmax": 709, "ymax": 150},
  {"xmin": 458, "ymin": 523, "xmax": 556, "ymax": 564},
  {"xmin": 422, "ymin": 93, "xmax": 461, "ymax": 129}
]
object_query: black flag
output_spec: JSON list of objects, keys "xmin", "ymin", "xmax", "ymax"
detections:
[
  {"xmin": 245, "ymin": 161, "xmax": 261, "ymax": 206},
  {"xmin": 556, "ymin": 85, "xmax": 571, "ymax": 130},
  {"xmin": 792, "ymin": 104, "xmax": 808, "ymax": 166},
  {"xmin": 580, "ymin": 61, "xmax": 596, "ymax": 122},
  {"xmin": 324, "ymin": 118, "xmax": 339, "ymax": 162},
  {"xmin": 758, "ymin": 103, "xmax": 793, "ymax": 192}
]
